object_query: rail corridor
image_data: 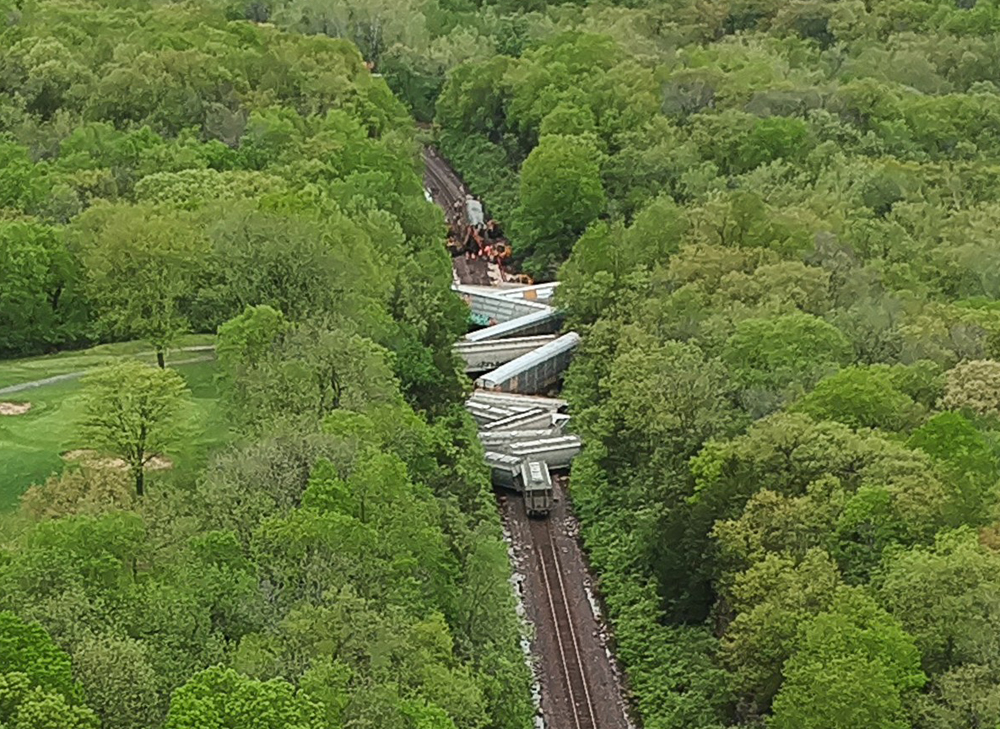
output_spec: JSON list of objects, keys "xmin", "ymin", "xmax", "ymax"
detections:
[{"xmin": 424, "ymin": 148, "xmax": 633, "ymax": 729}]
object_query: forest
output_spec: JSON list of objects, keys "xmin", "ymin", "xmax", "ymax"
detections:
[
  {"xmin": 406, "ymin": 0, "xmax": 1000, "ymax": 726},
  {"xmin": 0, "ymin": 2, "xmax": 535, "ymax": 728},
  {"xmin": 5, "ymin": 0, "xmax": 1000, "ymax": 726}
]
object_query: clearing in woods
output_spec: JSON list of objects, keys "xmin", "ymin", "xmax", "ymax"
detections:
[{"xmin": 0, "ymin": 335, "xmax": 227, "ymax": 509}]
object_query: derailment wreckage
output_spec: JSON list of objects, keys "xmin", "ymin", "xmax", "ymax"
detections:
[{"xmin": 455, "ymin": 280, "xmax": 583, "ymax": 517}]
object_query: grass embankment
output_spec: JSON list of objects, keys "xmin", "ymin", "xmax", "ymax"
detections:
[{"xmin": 0, "ymin": 336, "xmax": 228, "ymax": 509}]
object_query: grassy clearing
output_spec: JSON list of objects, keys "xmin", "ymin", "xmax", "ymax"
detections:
[
  {"xmin": 0, "ymin": 344, "xmax": 229, "ymax": 510},
  {"xmin": 0, "ymin": 334, "xmax": 215, "ymax": 389}
]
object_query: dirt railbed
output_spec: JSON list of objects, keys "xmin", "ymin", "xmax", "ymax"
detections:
[
  {"xmin": 498, "ymin": 478, "xmax": 633, "ymax": 729},
  {"xmin": 426, "ymin": 143, "xmax": 634, "ymax": 728}
]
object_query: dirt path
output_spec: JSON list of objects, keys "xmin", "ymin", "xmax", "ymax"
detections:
[{"xmin": 0, "ymin": 346, "xmax": 216, "ymax": 396}]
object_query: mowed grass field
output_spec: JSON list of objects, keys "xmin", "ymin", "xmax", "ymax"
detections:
[{"xmin": 0, "ymin": 337, "xmax": 230, "ymax": 510}]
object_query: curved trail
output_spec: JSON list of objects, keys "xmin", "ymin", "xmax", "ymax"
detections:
[{"xmin": 0, "ymin": 346, "xmax": 216, "ymax": 396}]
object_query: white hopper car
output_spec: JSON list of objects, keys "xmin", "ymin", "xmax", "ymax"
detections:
[
  {"xmin": 475, "ymin": 332, "xmax": 581, "ymax": 395},
  {"xmin": 508, "ymin": 435, "xmax": 582, "ymax": 471},
  {"xmin": 479, "ymin": 407, "xmax": 554, "ymax": 432}
]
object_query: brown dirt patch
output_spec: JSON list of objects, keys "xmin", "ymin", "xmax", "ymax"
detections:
[
  {"xmin": 0, "ymin": 401, "xmax": 32, "ymax": 415},
  {"xmin": 62, "ymin": 449, "xmax": 173, "ymax": 471}
]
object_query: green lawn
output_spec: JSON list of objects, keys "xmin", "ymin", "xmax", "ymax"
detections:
[
  {"xmin": 0, "ymin": 334, "xmax": 215, "ymax": 389},
  {"xmin": 0, "ymin": 339, "xmax": 230, "ymax": 510}
]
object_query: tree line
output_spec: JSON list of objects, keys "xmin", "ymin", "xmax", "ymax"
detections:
[{"xmin": 0, "ymin": 2, "xmax": 534, "ymax": 728}]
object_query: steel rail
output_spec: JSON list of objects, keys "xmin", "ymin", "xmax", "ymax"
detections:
[{"xmin": 533, "ymin": 521, "xmax": 599, "ymax": 729}]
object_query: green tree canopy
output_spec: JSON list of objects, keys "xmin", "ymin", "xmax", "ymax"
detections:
[
  {"xmin": 770, "ymin": 589, "xmax": 925, "ymax": 729},
  {"xmin": 0, "ymin": 221, "xmax": 83, "ymax": 356},
  {"xmin": 0, "ymin": 613, "xmax": 81, "ymax": 701},
  {"xmin": 513, "ymin": 133, "xmax": 606, "ymax": 274},
  {"xmin": 73, "ymin": 205, "xmax": 206, "ymax": 367},
  {"xmin": 791, "ymin": 365, "xmax": 923, "ymax": 431},
  {"xmin": 164, "ymin": 667, "xmax": 325, "ymax": 729},
  {"xmin": 79, "ymin": 360, "xmax": 191, "ymax": 496}
]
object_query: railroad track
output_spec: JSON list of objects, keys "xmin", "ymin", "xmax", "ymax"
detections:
[
  {"xmin": 426, "ymin": 144, "xmax": 620, "ymax": 727},
  {"xmin": 423, "ymin": 148, "xmax": 465, "ymax": 209},
  {"xmin": 424, "ymin": 147, "xmax": 497, "ymax": 286},
  {"xmin": 529, "ymin": 515, "xmax": 599, "ymax": 729}
]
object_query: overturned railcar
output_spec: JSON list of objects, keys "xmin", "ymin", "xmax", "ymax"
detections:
[
  {"xmin": 465, "ymin": 400, "xmax": 520, "ymax": 426},
  {"xmin": 480, "ymin": 407, "xmax": 554, "ymax": 432},
  {"xmin": 478, "ymin": 428, "xmax": 562, "ymax": 450},
  {"xmin": 475, "ymin": 332, "xmax": 581, "ymax": 395},
  {"xmin": 454, "ymin": 285, "xmax": 549, "ymax": 325},
  {"xmin": 464, "ymin": 307, "xmax": 562, "ymax": 342},
  {"xmin": 508, "ymin": 435, "xmax": 582, "ymax": 471},
  {"xmin": 467, "ymin": 390, "xmax": 568, "ymax": 412},
  {"xmin": 454, "ymin": 335, "xmax": 560, "ymax": 374},
  {"xmin": 485, "ymin": 450, "xmax": 523, "ymax": 490}
]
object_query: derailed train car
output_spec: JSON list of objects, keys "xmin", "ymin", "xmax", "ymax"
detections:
[
  {"xmin": 468, "ymin": 391, "xmax": 568, "ymax": 412},
  {"xmin": 455, "ymin": 285, "xmax": 549, "ymax": 325},
  {"xmin": 485, "ymin": 450, "xmax": 523, "ymax": 490},
  {"xmin": 475, "ymin": 332, "xmax": 581, "ymax": 395},
  {"xmin": 484, "ymin": 451, "xmax": 554, "ymax": 518},
  {"xmin": 479, "ymin": 407, "xmax": 555, "ymax": 432},
  {"xmin": 454, "ymin": 335, "xmax": 559, "ymax": 374},
  {"xmin": 478, "ymin": 428, "xmax": 561, "ymax": 449},
  {"xmin": 508, "ymin": 435, "xmax": 582, "ymax": 471},
  {"xmin": 464, "ymin": 307, "xmax": 562, "ymax": 342},
  {"xmin": 466, "ymin": 401, "xmax": 518, "ymax": 426},
  {"xmin": 462, "ymin": 291, "xmax": 581, "ymax": 517}
]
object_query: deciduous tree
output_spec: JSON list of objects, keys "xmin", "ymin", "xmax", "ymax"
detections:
[
  {"xmin": 513, "ymin": 134, "xmax": 606, "ymax": 274},
  {"xmin": 71, "ymin": 634, "xmax": 161, "ymax": 729},
  {"xmin": 164, "ymin": 667, "xmax": 325, "ymax": 729},
  {"xmin": 0, "ymin": 612, "xmax": 82, "ymax": 701},
  {"xmin": 0, "ymin": 220, "xmax": 83, "ymax": 356},
  {"xmin": 940, "ymin": 359, "xmax": 1000, "ymax": 418},
  {"xmin": 874, "ymin": 529, "xmax": 1000, "ymax": 675},
  {"xmin": 79, "ymin": 360, "xmax": 190, "ymax": 496},
  {"xmin": 791, "ymin": 366, "xmax": 923, "ymax": 431},
  {"xmin": 0, "ymin": 674, "xmax": 98, "ymax": 729},
  {"xmin": 73, "ymin": 205, "xmax": 206, "ymax": 367},
  {"xmin": 770, "ymin": 589, "xmax": 925, "ymax": 729}
]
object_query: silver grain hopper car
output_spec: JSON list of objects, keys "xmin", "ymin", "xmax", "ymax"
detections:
[
  {"xmin": 485, "ymin": 450, "xmax": 522, "ymax": 489},
  {"xmin": 467, "ymin": 391, "xmax": 568, "ymax": 413},
  {"xmin": 465, "ymin": 401, "xmax": 520, "ymax": 426},
  {"xmin": 464, "ymin": 307, "xmax": 562, "ymax": 342},
  {"xmin": 480, "ymin": 407, "xmax": 554, "ymax": 432},
  {"xmin": 509, "ymin": 435, "xmax": 582, "ymax": 471},
  {"xmin": 521, "ymin": 460, "xmax": 554, "ymax": 517},
  {"xmin": 475, "ymin": 332, "xmax": 581, "ymax": 395},
  {"xmin": 454, "ymin": 335, "xmax": 559, "ymax": 374},
  {"xmin": 454, "ymin": 285, "xmax": 549, "ymax": 324},
  {"xmin": 478, "ymin": 429, "xmax": 561, "ymax": 451}
]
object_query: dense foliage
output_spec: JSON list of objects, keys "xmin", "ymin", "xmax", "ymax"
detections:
[
  {"xmin": 0, "ymin": 3, "xmax": 533, "ymax": 728},
  {"xmin": 418, "ymin": 1, "xmax": 1000, "ymax": 728},
  {"xmin": 10, "ymin": 0, "xmax": 1000, "ymax": 725}
]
